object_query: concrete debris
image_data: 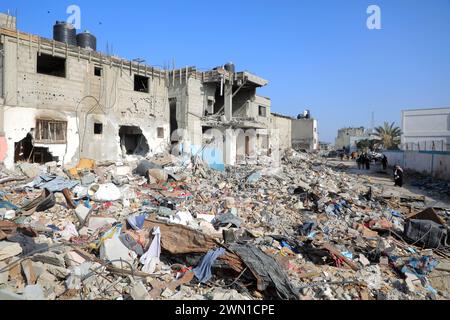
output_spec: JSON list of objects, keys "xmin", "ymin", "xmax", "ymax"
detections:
[
  {"xmin": 0, "ymin": 150, "xmax": 448, "ymax": 300},
  {"xmin": 130, "ymin": 281, "xmax": 151, "ymax": 300},
  {"xmin": 0, "ymin": 242, "xmax": 22, "ymax": 261},
  {"xmin": 23, "ymin": 284, "xmax": 45, "ymax": 300}
]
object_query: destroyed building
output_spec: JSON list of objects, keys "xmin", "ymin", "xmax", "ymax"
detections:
[
  {"xmin": 335, "ymin": 127, "xmax": 366, "ymax": 150},
  {"xmin": 0, "ymin": 14, "xmax": 318, "ymax": 171},
  {"xmin": 167, "ymin": 65, "xmax": 274, "ymax": 167},
  {"xmin": 0, "ymin": 15, "xmax": 170, "ymax": 169},
  {"xmin": 291, "ymin": 117, "xmax": 319, "ymax": 151}
]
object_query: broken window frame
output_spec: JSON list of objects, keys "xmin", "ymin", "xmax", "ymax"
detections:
[
  {"xmin": 134, "ymin": 74, "xmax": 150, "ymax": 93},
  {"xmin": 157, "ymin": 127, "xmax": 164, "ymax": 138},
  {"xmin": 35, "ymin": 119, "xmax": 68, "ymax": 144},
  {"xmin": 36, "ymin": 53, "xmax": 67, "ymax": 78},
  {"xmin": 94, "ymin": 66, "xmax": 103, "ymax": 77},
  {"xmin": 258, "ymin": 106, "xmax": 267, "ymax": 117},
  {"xmin": 94, "ymin": 122, "xmax": 103, "ymax": 135}
]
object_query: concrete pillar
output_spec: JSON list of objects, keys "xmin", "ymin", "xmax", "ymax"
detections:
[
  {"xmin": 224, "ymin": 82, "xmax": 233, "ymax": 121},
  {"xmin": 224, "ymin": 128, "xmax": 236, "ymax": 165}
]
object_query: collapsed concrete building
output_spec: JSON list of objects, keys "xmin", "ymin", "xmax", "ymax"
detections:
[
  {"xmin": 0, "ymin": 14, "xmax": 319, "ymax": 170},
  {"xmin": 0, "ymin": 16, "xmax": 172, "ymax": 169},
  {"xmin": 167, "ymin": 65, "xmax": 275, "ymax": 167}
]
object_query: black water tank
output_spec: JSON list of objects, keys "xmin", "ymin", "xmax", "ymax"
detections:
[
  {"xmin": 76, "ymin": 31, "xmax": 97, "ymax": 51},
  {"xmin": 53, "ymin": 21, "xmax": 77, "ymax": 46},
  {"xmin": 224, "ymin": 62, "xmax": 235, "ymax": 73}
]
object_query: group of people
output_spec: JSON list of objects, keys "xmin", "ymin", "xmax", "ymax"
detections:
[
  {"xmin": 356, "ymin": 153, "xmax": 389, "ymax": 171},
  {"xmin": 354, "ymin": 152, "xmax": 403, "ymax": 187},
  {"xmin": 356, "ymin": 153, "xmax": 373, "ymax": 170}
]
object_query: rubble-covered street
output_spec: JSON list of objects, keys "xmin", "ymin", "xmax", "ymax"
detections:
[{"xmin": 0, "ymin": 150, "xmax": 449, "ymax": 300}]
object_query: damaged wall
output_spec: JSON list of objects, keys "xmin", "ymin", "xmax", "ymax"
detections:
[
  {"xmin": 0, "ymin": 30, "xmax": 170, "ymax": 168},
  {"xmin": 270, "ymin": 114, "xmax": 292, "ymax": 151},
  {"xmin": 168, "ymin": 77, "xmax": 203, "ymax": 148},
  {"xmin": 292, "ymin": 118, "xmax": 319, "ymax": 151},
  {"xmin": 232, "ymin": 88, "xmax": 255, "ymax": 117},
  {"xmin": 3, "ymin": 107, "xmax": 79, "ymax": 168}
]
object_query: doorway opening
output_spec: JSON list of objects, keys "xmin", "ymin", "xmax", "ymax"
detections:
[
  {"xmin": 119, "ymin": 126, "xmax": 149, "ymax": 156},
  {"xmin": 169, "ymin": 98, "xmax": 178, "ymax": 145}
]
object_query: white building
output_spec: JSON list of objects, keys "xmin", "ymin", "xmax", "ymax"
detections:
[{"xmin": 401, "ymin": 107, "xmax": 450, "ymax": 151}]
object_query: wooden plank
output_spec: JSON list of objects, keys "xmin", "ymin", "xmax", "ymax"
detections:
[{"xmin": 322, "ymin": 243, "xmax": 359, "ymax": 271}]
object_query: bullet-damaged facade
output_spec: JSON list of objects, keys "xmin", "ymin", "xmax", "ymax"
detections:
[
  {"xmin": 0, "ymin": 14, "xmax": 317, "ymax": 170},
  {"xmin": 167, "ymin": 66, "xmax": 278, "ymax": 167},
  {"xmin": 0, "ymin": 18, "xmax": 170, "ymax": 169}
]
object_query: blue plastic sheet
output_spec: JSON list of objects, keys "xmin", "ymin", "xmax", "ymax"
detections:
[
  {"xmin": 400, "ymin": 256, "xmax": 438, "ymax": 279},
  {"xmin": 0, "ymin": 200, "xmax": 19, "ymax": 210},
  {"xmin": 27, "ymin": 174, "xmax": 79, "ymax": 192}
]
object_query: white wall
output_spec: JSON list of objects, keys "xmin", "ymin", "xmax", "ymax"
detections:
[
  {"xmin": 270, "ymin": 115, "xmax": 292, "ymax": 151},
  {"xmin": 292, "ymin": 118, "xmax": 318, "ymax": 150},
  {"xmin": 402, "ymin": 107, "xmax": 450, "ymax": 151},
  {"xmin": 384, "ymin": 150, "xmax": 450, "ymax": 180}
]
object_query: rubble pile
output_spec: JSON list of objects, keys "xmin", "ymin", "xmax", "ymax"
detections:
[{"xmin": 0, "ymin": 150, "xmax": 449, "ymax": 300}]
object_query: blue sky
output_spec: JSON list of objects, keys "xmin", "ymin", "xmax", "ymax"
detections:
[{"xmin": 2, "ymin": 0, "xmax": 450, "ymax": 143}]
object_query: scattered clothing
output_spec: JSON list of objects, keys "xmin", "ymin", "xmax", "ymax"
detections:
[
  {"xmin": 140, "ymin": 227, "xmax": 161, "ymax": 273},
  {"xmin": 212, "ymin": 212, "xmax": 242, "ymax": 229},
  {"xmin": 7, "ymin": 233, "xmax": 49, "ymax": 256},
  {"xmin": 127, "ymin": 214, "xmax": 146, "ymax": 230},
  {"xmin": 193, "ymin": 247, "xmax": 226, "ymax": 283}
]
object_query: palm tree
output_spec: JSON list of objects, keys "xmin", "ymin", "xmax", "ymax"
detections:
[{"xmin": 373, "ymin": 122, "xmax": 402, "ymax": 150}]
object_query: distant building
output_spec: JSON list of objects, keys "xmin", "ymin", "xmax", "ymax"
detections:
[
  {"xmin": 401, "ymin": 107, "xmax": 450, "ymax": 151},
  {"xmin": 335, "ymin": 127, "xmax": 365, "ymax": 150},
  {"xmin": 319, "ymin": 141, "xmax": 331, "ymax": 151}
]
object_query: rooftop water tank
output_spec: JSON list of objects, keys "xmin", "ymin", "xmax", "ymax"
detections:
[
  {"xmin": 76, "ymin": 30, "xmax": 97, "ymax": 51},
  {"xmin": 53, "ymin": 21, "xmax": 77, "ymax": 46},
  {"xmin": 224, "ymin": 62, "xmax": 235, "ymax": 73}
]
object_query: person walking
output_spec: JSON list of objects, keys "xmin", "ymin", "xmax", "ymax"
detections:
[
  {"xmin": 381, "ymin": 155, "xmax": 388, "ymax": 171},
  {"xmin": 393, "ymin": 165, "xmax": 404, "ymax": 187},
  {"xmin": 365, "ymin": 154, "xmax": 371, "ymax": 170},
  {"xmin": 356, "ymin": 154, "xmax": 362, "ymax": 170}
]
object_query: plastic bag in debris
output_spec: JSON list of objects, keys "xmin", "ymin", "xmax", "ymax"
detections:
[
  {"xmin": 247, "ymin": 171, "xmax": 262, "ymax": 184},
  {"xmin": 298, "ymin": 221, "xmax": 317, "ymax": 237},
  {"xmin": 404, "ymin": 219, "xmax": 447, "ymax": 249},
  {"xmin": 212, "ymin": 212, "xmax": 242, "ymax": 229},
  {"xmin": 89, "ymin": 183, "xmax": 121, "ymax": 202},
  {"xmin": 400, "ymin": 256, "xmax": 438, "ymax": 279},
  {"xmin": 229, "ymin": 244, "xmax": 298, "ymax": 300},
  {"xmin": 134, "ymin": 160, "xmax": 162, "ymax": 177},
  {"xmin": 169, "ymin": 211, "xmax": 194, "ymax": 226},
  {"xmin": 72, "ymin": 185, "xmax": 89, "ymax": 199}
]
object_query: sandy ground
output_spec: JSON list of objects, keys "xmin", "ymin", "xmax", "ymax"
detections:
[{"xmin": 326, "ymin": 158, "xmax": 450, "ymax": 210}]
